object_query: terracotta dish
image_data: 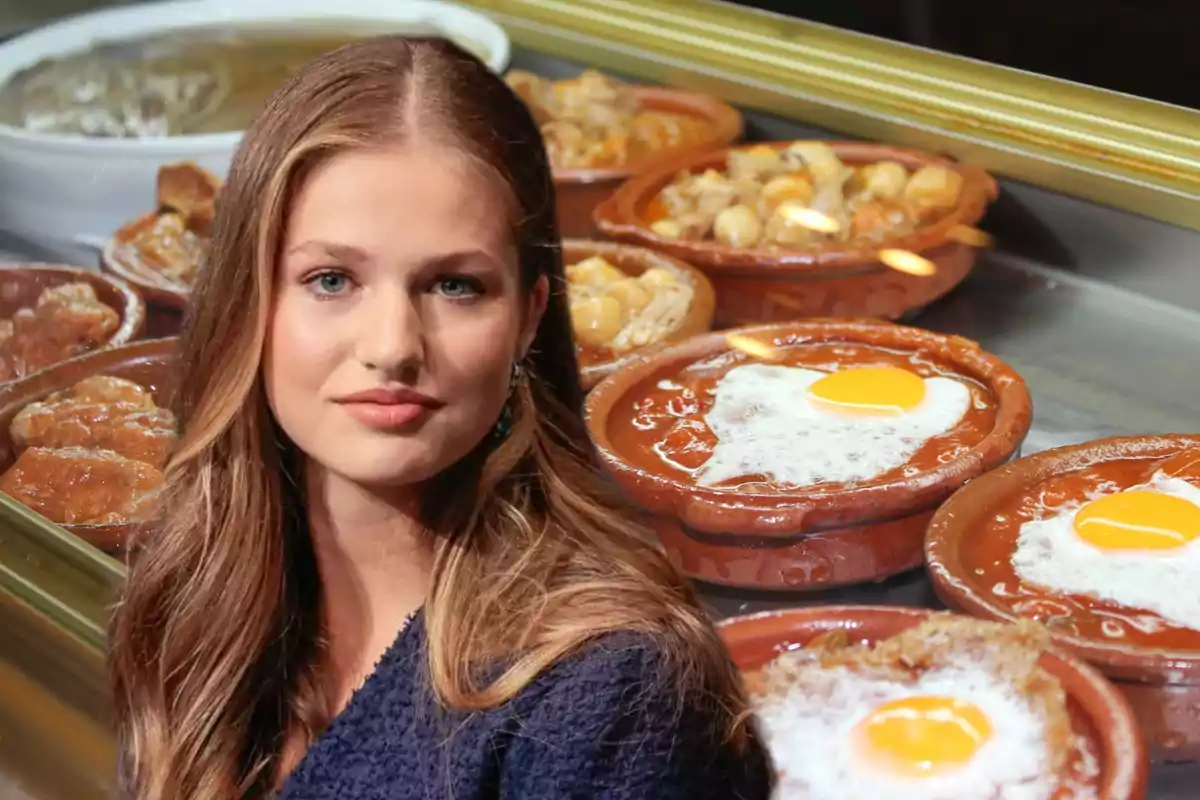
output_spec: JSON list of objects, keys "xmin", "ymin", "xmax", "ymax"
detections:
[
  {"xmin": 101, "ymin": 161, "xmax": 218, "ymax": 335},
  {"xmin": 594, "ymin": 141, "xmax": 997, "ymax": 327},
  {"xmin": 584, "ymin": 319, "xmax": 1031, "ymax": 590},
  {"xmin": 927, "ymin": 434, "xmax": 1200, "ymax": 761},
  {"xmin": 562, "ymin": 239, "xmax": 714, "ymax": 390},
  {"xmin": 0, "ymin": 264, "xmax": 145, "ymax": 383},
  {"xmin": 0, "ymin": 338, "xmax": 179, "ymax": 552},
  {"xmin": 553, "ymin": 86, "xmax": 743, "ymax": 238},
  {"xmin": 102, "ymin": 211, "xmax": 191, "ymax": 313},
  {"xmin": 719, "ymin": 605, "xmax": 1147, "ymax": 799}
]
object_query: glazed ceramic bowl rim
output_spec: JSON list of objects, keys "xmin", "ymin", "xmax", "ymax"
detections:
[
  {"xmin": 0, "ymin": 262, "xmax": 146, "ymax": 368},
  {"xmin": 717, "ymin": 604, "xmax": 1147, "ymax": 800},
  {"xmin": 0, "ymin": 337, "xmax": 179, "ymax": 542},
  {"xmin": 551, "ymin": 85, "xmax": 744, "ymax": 185},
  {"xmin": 562, "ymin": 238, "xmax": 715, "ymax": 387},
  {"xmin": 584, "ymin": 318, "xmax": 1032, "ymax": 536},
  {"xmin": 926, "ymin": 433, "xmax": 1200, "ymax": 677},
  {"xmin": 592, "ymin": 139, "xmax": 998, "ymax": 275},
  {"xmin": 102, "ymin": 210, "xmax": 193, "ymax": 301}
]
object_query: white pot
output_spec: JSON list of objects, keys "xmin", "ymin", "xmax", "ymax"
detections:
[{"xmin": 0, "ymin": 0, "xmax": 511, "ymax": 257}]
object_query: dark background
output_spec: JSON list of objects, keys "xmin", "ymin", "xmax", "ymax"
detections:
[{"xmin": 730, "ymin": 0, "xmax": 1198, "ymax": 110}]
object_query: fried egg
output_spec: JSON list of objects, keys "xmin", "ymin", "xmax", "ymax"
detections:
[
  {"xmin": 696, "ymin": 363, "xmax": 971, "ymax": 487},
  {"xmin": 757, "ymin": 663, "xmax": 1058, "ymax": 800},
  {"xmin": 1011, "ymin": 471, "xmax": 1200, "ymax": 631}
]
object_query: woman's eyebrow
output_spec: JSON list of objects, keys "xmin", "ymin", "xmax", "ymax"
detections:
[
  {"xmin": 285, "ymin": 240, "xmax": 370, "ymax": 264},
  {"xmin": 421, "ymin": 249, "xmax": 498, "ymax": 271}
]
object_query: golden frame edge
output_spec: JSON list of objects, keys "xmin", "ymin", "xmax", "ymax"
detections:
[
  {"xmin": 0, "ymin": 495, "xmax": 117, "ymax": 792},
  {"xmin": 0, "ymin": 493, "xmax": 121, "ymax": 655},
  {"xmin": 462, "ymin": 0, "xmax": 1199, "ymax": 231}
]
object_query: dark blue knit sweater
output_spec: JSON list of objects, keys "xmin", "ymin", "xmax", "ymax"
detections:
[{"xmin": 278, "ymin": 613, "xmax": 772, "ymax": 799}]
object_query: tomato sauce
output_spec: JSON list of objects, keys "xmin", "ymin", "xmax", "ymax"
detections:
[
  {"xmin": 641, "ymin": 194, "xmax": 670, "ymax": 224},
  {"xmin": 605, "ymin": 340, "xmax": 997, "ymax": 492},
  {"xmin": 961, "ymin": 455, "xmax": 1200, "ymax": 650}
]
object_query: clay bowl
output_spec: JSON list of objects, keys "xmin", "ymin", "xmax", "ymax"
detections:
[
  {"xmin": 0, "ymin": 264, "xmax": 146, "ymax": 383},
  {"xmin": 101, "ymin": 212, "xmax": 190, "ymax": 337},
  {"xmin": 563, "ymin": 239, "xmax": 715, "ymax": 390},
  {"xmin": 584, "ymin": 318, "xmax": 1031, "ymax": 591},
  {"xmin": 927, "ymin": 433, "xmax": 1200, "ymax": 762},
  {"xmin": 719, "ymin": 605, "xmax": 1147, "ymax": 799},
  {"xmin": 554, "ymin": 86, "xmax": 743, "ymax": 239},
  {"xmin": 0, "ymin": 338, "xmax": 179, "ymax": 553},
  {"xmin": 594, "ymin": 141, "xmax": 998, "ymax": 327}
]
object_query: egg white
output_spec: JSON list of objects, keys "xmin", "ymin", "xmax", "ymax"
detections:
[
  {"xmin": 757, "ymin": 663, "xmax": 1057, "ymax": 800},
  {"xmin": 1011, "ymin": 472, "xmax": 1200, "ymax": 632},
  {"xmin": 695, "ymin": 364, "xmax": 972, "ymax": 488}
]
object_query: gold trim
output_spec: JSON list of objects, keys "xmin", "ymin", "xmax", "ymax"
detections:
[
  {"xmin": 463, "ymin": 0, "xmax": 1200, "ymax": 230},
  {"xmin": 0, "ymin": 659, "xmax": 115, "ymax": 799},
  {"xmin": 0, "ymin": 594, "xmax": 115, "ymax": 798},
  {"xmin": 0, "ymin": 494, "xmax": 121, "ymax": 653}
]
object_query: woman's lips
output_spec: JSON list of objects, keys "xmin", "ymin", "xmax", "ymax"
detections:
[
  {"xmin": 340, "ymin": 401, "xmax": 430, "ymax": 429},
  {"xmin": 334, "ymin": 387, "xmax": 444, "ymax": 430}
]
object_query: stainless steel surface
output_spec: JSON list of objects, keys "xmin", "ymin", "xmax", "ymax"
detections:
[
  {"xmin": 501, "ymin": 46, "xmax": 1200, "ymax": 797},
  {"xmin": 698, "ymin": 253, "xmax": 1200, "ymax": 797},
  {"xmin": 694, "ymin": 99, "xmax": 1200, "ymax": 800},
  {"xmin": 0, "ymin": 43, "xmax": 1193, "ymax": 800}
]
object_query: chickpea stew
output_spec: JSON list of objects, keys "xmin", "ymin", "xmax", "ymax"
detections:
[
  {"xmin": 505, "ymin": 69, "xmax": 713, "ymax": 172},
  {"xmin": 567, "ymin": 254, "xmax": 695, "ymax": 368},
  {"xmin": 645, "ymin": 141, "xmax": 964, "ymax": 250}
]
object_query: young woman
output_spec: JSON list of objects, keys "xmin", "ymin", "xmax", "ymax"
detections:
[{"xmin": 108, "ymin": 37, "xmax": 772, "ymax": 800}]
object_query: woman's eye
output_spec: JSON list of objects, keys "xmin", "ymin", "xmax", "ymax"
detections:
[
  {"xmin": 435, "ymin": 276, "xmax": 484, "ymax": 299},
  {"xmin": 305, "ymin": 271, "xmax": 352, "ymax": 297}
]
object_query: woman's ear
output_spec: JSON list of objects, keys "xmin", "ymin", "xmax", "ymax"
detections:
[{"xmin": 520, "ymin": 274, "xmax": 550, "ymax": 357}]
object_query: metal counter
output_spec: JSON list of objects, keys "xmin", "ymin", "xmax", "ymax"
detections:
[
  {"xmin": 697, "ymin": 229, "xmax": 1200, "ymax": 800},
  {"xmin": 510, "ymin": 47, "xmax": 1200, "ymax": 800},
  {"xmin": 0, "ymin": 43, "xmax": 1194, "ymax": 800}
]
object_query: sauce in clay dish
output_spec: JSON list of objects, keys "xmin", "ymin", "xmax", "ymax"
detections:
[
  {"xmin": 927, "ymin": 434, "xmax": 1200, "ymax": 761},
  {"xmin": 584, "ymin": 319, "xmax": 1031, "ymax": 591}
]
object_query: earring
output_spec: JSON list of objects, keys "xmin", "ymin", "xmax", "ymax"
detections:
[{"xmin": 494, "ymin": 359, "xmax": 525, "ymax": 439}]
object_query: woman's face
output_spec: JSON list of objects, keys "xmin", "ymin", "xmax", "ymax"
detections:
[{"xmin": 263, "ymin": 143, "xmax": 547, "ymax": 488}]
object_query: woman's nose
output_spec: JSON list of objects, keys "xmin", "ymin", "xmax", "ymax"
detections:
[{"xmin": 355, "ymin": 287, "xmax": 424, "ymax": 375}]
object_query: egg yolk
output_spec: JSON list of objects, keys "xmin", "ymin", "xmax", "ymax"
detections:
[
  {"xmin": 807, "ymin": 366, "xmax": 926, "ymax": 417},
  {"xmin": 854, "ymin": 695, "xmax": 993, "ymax": 777},
  {"xmin": 1073, "ymin": 490, "xmax": 1200, "ymax": 551}
]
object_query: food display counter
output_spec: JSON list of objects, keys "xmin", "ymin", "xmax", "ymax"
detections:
[{"xmin": 0, "ymin": 1, "xmax": 1196, "ymax": 797}]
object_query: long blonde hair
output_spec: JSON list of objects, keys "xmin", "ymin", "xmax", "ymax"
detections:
[{"xmin": 109, "ymin": 37, "xmax": 754, "ymax": 799}]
